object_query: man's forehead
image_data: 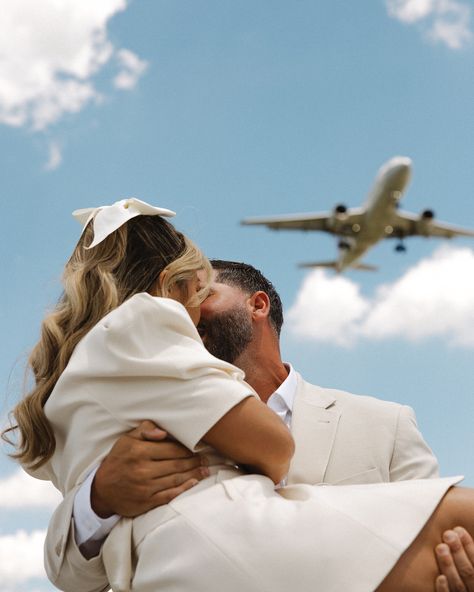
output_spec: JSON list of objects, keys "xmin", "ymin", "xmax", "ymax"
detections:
[
  {"xmin": 201, "ymin": 269, "xmax": 245, "ymax": 293},
  {"xmin": 211, "ymin": 275, "xmax": 238, "ymax": 291},
  {"xmin": 198, "ymin": 269, "xmax": 218, "ymax": 283},
  {"xmin": 197, "ymin": 269, "xmax": 215, "ymax": 282}
]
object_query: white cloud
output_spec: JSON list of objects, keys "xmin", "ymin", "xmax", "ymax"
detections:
[
  {"xmin": 0, "ymin": 470, "xmax": 59, "ymax": 588},
  {"xmin": 0, "ymin": 469, "xmax": 61, "ymax": 509},
  {"xmin": 0, "ymin": 0, "xmax": 147, "ymax": 132},
  {"xmin": 362, "ymin": 246, "xmax": 474, "ymax": 345},
  {"xmin": 0, "ymin": 530, "xmax": 46, "ymax": 584},
  {"xmin": 386, "ymin": 0, "xmax": 472, "ymax": 48},
  {"xmin": 287, "ymin": 246, "xmax": 474, "ymax": 348},
  {"xmin": 429, "ymin": 0, "xmax": 473, "ymax": 48},
  {"xmin": 44, "ymin": 140, "xmax": 63, "ymax": 171},
  {"xmin": 287, "ymin": 271, "xmax": 369, "ymax": 346},
  {"xmin": 114, "ymin": 49, "xmax": 149, "ymax": 90},
  {"xmin": 387, "ymin": 0, "xmax": 435, "ymax": 23}
]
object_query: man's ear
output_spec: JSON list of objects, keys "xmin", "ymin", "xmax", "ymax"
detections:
[{"xmin": 248, "ymin": 291, "xmax": 270, "ymax": 321}]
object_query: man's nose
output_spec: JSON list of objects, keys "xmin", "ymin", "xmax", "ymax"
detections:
[{"xmin": 199, "ymin": 301, "xmax": 211, "ymax": 317}]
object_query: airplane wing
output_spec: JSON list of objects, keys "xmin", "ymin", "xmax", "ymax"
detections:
[
  {"xmin": 241, "ymin": 208, "xmax": 365, "ymax": 235},
  {"xmin": 390, "ymin": 210, "xmax": 474, "ymax": 239}
]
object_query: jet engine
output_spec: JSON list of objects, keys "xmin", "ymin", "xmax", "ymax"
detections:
[
  {"xmin": 334, "ymin": 204, "xmax": 347, "ymax": 216},
  {"xmin": 421, "ymin": 209, "xmax": 435, "ymax": 220},
  {"xmin": 328, "ymin": 204, "xmax": 348, "ymax": 231},
  {"xmin": 418, "ymin": 209, "xmax": 435, "ymax": 235},
  {"xmin": 338, "ymin": 239, "xmax": 352, "ymax": 251}
]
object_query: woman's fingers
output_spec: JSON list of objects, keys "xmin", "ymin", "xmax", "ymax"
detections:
[
  {"xmin": 436, "ymin": 527, "xmax": 474, "ymax": 592},
  {"xmin": 446, "ymin": 528, "xmax": 474, "ymax": 591},
  {"xmin": 435, "ymin": 575, "xmax": 450, "ymax": 592},
  {"xmin": 454, "ymin": 528, "xmax": 474, "ymax": 565}
]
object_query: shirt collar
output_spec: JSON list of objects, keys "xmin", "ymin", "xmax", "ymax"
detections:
[{"xmin": 268, "ymin": 363, "xmax": 297, "ymax": 413}]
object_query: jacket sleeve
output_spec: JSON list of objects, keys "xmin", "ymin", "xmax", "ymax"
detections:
[
  {"xmin": 44, "ymin": 487, "xmax": 110, "ymax": 592},
  {"xmin": 389, "ymin": 405, "xmax": 440, "ymax": 481}
]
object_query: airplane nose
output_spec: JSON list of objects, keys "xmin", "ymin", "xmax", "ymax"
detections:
[{"xmin": 382, "ymin": 156, "xmax": 412, "ymax": 188}]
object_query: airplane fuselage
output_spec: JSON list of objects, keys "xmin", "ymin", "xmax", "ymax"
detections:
[
  {"xmin": 241, "ymin": 154, "xmax": 474, "ymax": 271},
  {"xmin": 336, "ymin": 157, "xmax": 412, "ymax": 271}
]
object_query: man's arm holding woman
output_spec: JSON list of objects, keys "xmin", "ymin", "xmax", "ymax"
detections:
[
  {"xmin": 45, "ymin": 419, "xmax": 473, "ymax": 592},
  {"xmin": 44, "ymin": 422, "xmax": 208, "ymax": 591},
  {"xmin": 45, "ymin": 389, "xmax": 294, "ymax": 592}
]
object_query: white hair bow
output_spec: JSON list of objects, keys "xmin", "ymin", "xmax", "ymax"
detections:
[{"xmin": 72, "ymin": 198, "xmax": 176, "ymax": 249}]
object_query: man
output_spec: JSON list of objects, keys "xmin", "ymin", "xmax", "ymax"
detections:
[{"xmin": 45, "ymin": 260, "xmax": 474, "ymax": 592}]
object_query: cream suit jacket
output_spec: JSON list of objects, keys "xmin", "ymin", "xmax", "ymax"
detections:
[{"xmin": 44, "ymin": 374, "xmax": 439, "ymax": 592}]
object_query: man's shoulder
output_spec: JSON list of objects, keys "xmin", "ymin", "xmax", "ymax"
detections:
[{"xmin": 297, "ymin": 375, "xmax": 404, "ymax": 416}]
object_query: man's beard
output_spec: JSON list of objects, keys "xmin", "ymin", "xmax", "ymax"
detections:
[{"xmin": 198, "ymin": 306, "xmax": 253, "ymax": 364}]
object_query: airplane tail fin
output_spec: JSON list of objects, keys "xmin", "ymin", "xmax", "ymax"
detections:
[
  {"xmin": 298, "ymin": 261, "xmax": 378, "ymax": 272},
  {"xmin": 298, "ymin": 261, "xmax": 339, "ymax": 270}
]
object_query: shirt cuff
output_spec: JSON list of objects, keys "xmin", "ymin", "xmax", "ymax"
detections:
[{"xmin": 73, "ymin": 467, "xmax": 120, "ymax": 548}]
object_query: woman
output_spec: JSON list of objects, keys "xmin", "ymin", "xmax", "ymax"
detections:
[{"xmin": 3, "ymin": 198, "xmax": 472, "ymax": 592}]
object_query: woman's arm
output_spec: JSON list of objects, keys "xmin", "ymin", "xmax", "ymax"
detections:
[{"xmin": 202, "ymin": 396, "xmax": 295, "ymax": 484}]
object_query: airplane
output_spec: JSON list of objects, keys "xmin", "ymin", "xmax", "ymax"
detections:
[{"xmin": 241, "ymin": 156, "xmax": 474, "ymax": 272}]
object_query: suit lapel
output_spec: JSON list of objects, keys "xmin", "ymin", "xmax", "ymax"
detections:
[{"xmin": 287, "ymin": 375, "xmax": 341, "ymax": 485}]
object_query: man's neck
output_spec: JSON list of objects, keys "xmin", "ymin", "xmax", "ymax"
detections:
[{"xmin": 234, "ymin": 344, "xmax": 288, "ymax": 403}]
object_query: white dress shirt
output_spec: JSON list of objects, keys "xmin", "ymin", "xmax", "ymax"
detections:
[
  {"xmin": 266, "ymin": 363, "xmax": 297, "ymax": 428},
  {"xmin": 73, "ymin": 470, "xmax": 120, "ymax": 552},
  {"xmin": 73, "ymin": 364, "xmax": 298, "ymax": 552}
]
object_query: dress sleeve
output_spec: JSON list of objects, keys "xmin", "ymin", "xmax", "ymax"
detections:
[{"xmin": 72, "ymin": 294, "xmax": 256, "ymax": 451}]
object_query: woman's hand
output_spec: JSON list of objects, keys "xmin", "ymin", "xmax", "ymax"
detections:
[{"xmin": 435, "ymin": 527, "xmax": 474, "ymax": 592}]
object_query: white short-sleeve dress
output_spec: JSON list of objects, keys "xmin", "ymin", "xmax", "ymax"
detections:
[{"xmin": 32, "ymin": 293, "xmax": 461, "ymax": 592}]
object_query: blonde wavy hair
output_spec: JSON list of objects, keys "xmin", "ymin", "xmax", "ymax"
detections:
[{"xmin": 2, "ymin": 214, "xmax": 211, "ymax": 469}]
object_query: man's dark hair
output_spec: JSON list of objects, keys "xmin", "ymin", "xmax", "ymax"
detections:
[{"xmin": 210, "ymin": 260, "xmax": 284, "ymax": 336}]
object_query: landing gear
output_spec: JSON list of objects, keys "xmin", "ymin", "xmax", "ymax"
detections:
[{"xmin": 338, "ymin": 240, "xmax": 351, "ymax": 250}]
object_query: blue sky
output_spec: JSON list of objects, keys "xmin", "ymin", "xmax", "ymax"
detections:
[{"xmin": 1, "ymin": 1, "xmax": 473, "ymax": 589}]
